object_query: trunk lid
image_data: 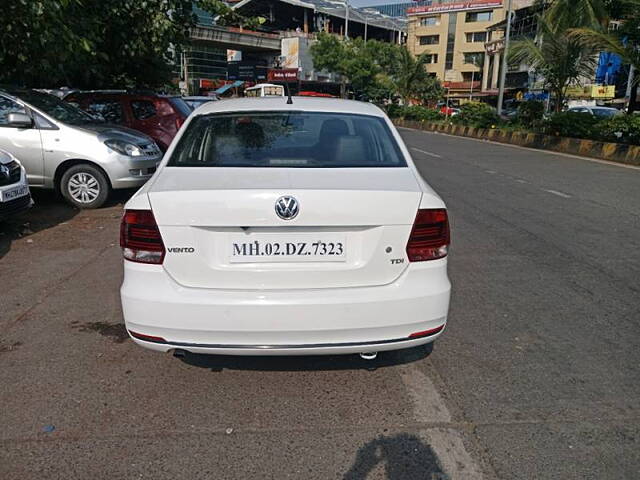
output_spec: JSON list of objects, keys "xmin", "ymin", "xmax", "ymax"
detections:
[{"xmin": 149, "ymin": 167, "xmax": 424, "ymax": 290}]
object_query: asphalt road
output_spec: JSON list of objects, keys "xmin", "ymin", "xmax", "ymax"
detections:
[{"xmin": 1, "ymin": 130, "xmax": 639, "ymax": 479}]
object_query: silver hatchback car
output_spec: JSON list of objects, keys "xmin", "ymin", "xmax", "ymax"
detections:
[{"xmin": 0, "ymin": 89, "xmax": 162, "ymax": 208}]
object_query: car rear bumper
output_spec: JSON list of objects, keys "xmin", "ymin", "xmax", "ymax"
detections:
[{"xmin": 121, "ymin": 259, "xmax": 451, "ymax": 356}]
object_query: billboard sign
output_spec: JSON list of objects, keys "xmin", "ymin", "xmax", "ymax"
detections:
[
  {"xmin": 408, "ymin": 0, "xmax": 502, "ymax": 15},
  {"xmin": 281, "ymin": 37, "xmax": 300, "ymax": 69},
  {"xmin": 267, "ymin": 69, "xmax": 299, "ymax": 82}
]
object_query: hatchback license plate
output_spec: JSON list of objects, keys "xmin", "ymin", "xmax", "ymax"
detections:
[
  {"xmin": 1, "ymin": 184, "xmax": 29, "ymax": 202},
  {"xmin": 229, "ymin": 234, "xmax": 346, "ymax": 263}
]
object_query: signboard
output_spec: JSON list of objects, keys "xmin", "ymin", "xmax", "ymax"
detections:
[
  {"xmin": 227, "ymin": 49, "xmax": 242, "ymax": 62},
  {"xmin": 408, "ymin": 0, "xmax": 502, "ymax": 15},
  {"xmin": 281, "ymin": 37, "xmax": 300, "ymax": 69},
  {"xmin": 267, "ymin": 69, "xmax": 299, "ymax": 82},
  {"xmin": 485, "ymin": 39, "xmax": 504, "ymax": 54},
  {"xmin": 444, "ymin": 70, "xmax": 458, "ymax": 82},
  {"xmin": 565, "ymin": 85, "xmax": 616, "ymax": 99},
  {"xmin": 199, "ymin": 79, "xmax": 216, "ymax": 89},
  {"xmin": 591, "ymin": 85, "xmax": 615, "ymax": 98},
  {"xmin": 227, "ymin": 63, "xmax": 267, "ymax": 82}
]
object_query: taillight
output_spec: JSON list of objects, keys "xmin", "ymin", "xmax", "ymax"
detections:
[
  {"xmin": 406, "ymin": 209, "xmax": 450, "ymax": 262},
  {"xmin": 120, "ymin": 209, "xmax": 165, "ymax": 264}
]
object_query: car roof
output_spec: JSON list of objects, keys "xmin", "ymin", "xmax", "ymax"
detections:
[{"xmin": 194, "ymin": 97, "xmax": 386, "ymax": 117}]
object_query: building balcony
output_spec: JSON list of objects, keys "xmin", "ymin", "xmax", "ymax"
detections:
[{"xmin": 443, "ymin": 81, "xmax": 482, "ymax": 90}]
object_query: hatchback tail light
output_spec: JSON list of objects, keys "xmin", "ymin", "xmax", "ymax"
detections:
[
  {"xmin": 120, "ymin": 209, "xmax": 165, "ymax": 264},
  {"xmin": 406, "ymin": 209, "xmax": 450, "ymax": 262}
]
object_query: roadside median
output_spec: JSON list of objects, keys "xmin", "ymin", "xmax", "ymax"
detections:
[{"xmin": 394, "ymin": 119, "xmax": 640, "ymax": 167}]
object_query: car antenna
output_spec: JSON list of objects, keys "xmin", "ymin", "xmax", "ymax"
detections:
[{"xmin": 285, "ymin": 81, "xmax": 293, "ymax": 105}]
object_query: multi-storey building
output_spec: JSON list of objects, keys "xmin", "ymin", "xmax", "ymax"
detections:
[
  {"xmin": 361, "ymin": 1, "xmax": 432, "ymax": 19},
  {"xmin": 407, "ymin": 0, "xmax": 532, "ymax": 100}
]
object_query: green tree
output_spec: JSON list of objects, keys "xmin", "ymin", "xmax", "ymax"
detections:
[
  {"xmin": 310, "ymin": 33, "xmax": 443, "ymax": 104},
  {"xmin": 0, "ymin": 0, "xmax": 237, "ymax": 89},
  {"xmin": 510, "ymin": 15, "xmax": 598, "ymax": 111},
  {"xmin": 570, "ymin": 0, "xmax": 640, "ymax": 112},
  {"xmin": 392, "ymin": 48, "xmax": 439, "ymax": 105}
]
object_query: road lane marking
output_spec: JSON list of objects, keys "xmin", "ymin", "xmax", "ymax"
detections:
[
  {"xmin": 399, "ymin": 127, "xmax": 640, "ymax": 171},
  {"xmin": 412, "ymin": 147, "xmax": 442, "ymax": 159},
  {"xmin": 400, "ymin": 365, "xmax": 451, "ymax": 423},
  {"xmin": 400, "ymin": 364, "xmax": 485, "ymax": 479},
  {"xmin": 421, "ymin": 429, "xmax": 485, "ymax": 480},
  {"xmin": 543, "ymin": 189, "xmax": 572, "ymax": 198}
]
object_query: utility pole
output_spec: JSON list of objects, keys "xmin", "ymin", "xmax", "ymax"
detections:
[
  {"xmin": 344, "ymin": 0, "xmax": 349, "ymax": 39},
  {"xmin": 497, "ymin": 0, "xmax": 512, "ymax": 116}
]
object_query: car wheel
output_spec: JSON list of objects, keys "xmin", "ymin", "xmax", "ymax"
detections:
[{"xmin": 60, "ymin": 164, "xmax": 110, "ymax": 209}]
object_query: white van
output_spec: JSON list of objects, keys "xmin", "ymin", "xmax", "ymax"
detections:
[{"xmin": 244, "ymin": 84, "xmax": 285, "ymax": 98}]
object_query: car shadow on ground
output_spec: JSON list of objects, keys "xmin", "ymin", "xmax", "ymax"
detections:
[
  {"xmin": 0, "ymin": 190, "xmax": 78, "ymax": 259},
  {"xmin": 344, "ymin": 433, "xmax": 448, "ymax": 480},
  {"xmin": 178, "ymin": 343, "xmax": 434, "ymax": 372},
  {"xmin": 0, "ymin": 188, "xmax": 136, "ymax": 259}
]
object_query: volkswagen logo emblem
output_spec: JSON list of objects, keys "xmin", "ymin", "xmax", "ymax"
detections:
[{"xmin": 275, "ymin": 196, "xmax": 299, "ymax": 220}]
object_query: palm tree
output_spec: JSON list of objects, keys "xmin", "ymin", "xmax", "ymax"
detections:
[
  {"xmin": 510, "ymin": 16, "xmax": 598, "ymax": 111},
  {"xmin": 392, "ymin": 47, "xmax": 432, "ymax": 105},
  {"xmin": 542, "ymin": 0, "xmax": 609, "ymax": 30}
]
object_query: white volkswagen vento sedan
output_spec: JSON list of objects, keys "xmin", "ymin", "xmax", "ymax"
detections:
[{"xmin": 120, "ymin": 97, "xmax": 451, "ymax": 358}]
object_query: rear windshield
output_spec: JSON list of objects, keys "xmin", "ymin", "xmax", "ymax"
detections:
[{"xmin": 168, "ymin": 111, "xmax": 406, "ymax": 168}]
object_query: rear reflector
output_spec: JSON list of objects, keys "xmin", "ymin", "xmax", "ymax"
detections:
[
  {"xmin": 406, "ymin": 209, "xmax": 450, "ymax": 262},
  {"xmin": 408, "ymin": 325, "xmax": 445, "ymax": 339},
  {"xmin": 120, "ymin": 209, "xmax": 165, "ymax": 264},
  {"xmin": 128, "ymin": 330, "xmax": 167, "ymax": 343}
]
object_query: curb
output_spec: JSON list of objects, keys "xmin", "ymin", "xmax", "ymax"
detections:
[{"xmin": 394, "ymin": 119, "xmax": 640, "ymax": 167}]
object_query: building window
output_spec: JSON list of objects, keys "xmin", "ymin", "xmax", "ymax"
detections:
[
  {"xmin": 445, "ymin": 11, "xmax": 457, "ymax": 69},
  {"xmin": 424, "ymin": 54, "xmax": 439, "ymax": 64},
  {"xmin": 463, "ymin": 52, "xmax": 485, "ymax": 65},
  {"xmin": 419, "ymin": 35, "xmax": 440, "ymax": 45},
  {"xmin": 466, "ymin": 31, "xmax": 488, "ymax": 43},
  {"xmin": 466, "ymin": 11, "xmax": 493, "ymax": 22},
  {"xmin": 420, "ymin": 16, "xmax": 440, "ymax": 26},
  {"xmin": 462, "ymin": 72, "xmax": 481, "ymax": 82}
]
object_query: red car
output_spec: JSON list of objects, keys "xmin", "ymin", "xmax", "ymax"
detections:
[{"xmin": 65, "ymin": 91, "xmax": 191, "ymax": 151}]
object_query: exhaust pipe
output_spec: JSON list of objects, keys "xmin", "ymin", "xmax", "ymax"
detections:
[
  {"xmin": 172, "ymin": 349, "xmax": 187, "ymax": 358},
  {"xmin": 359, "ymin": 352, "xmax": 378, "ymax": 361}
]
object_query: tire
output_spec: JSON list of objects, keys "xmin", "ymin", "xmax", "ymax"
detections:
[{"xmin": 60, "ymin": 164, "xmax": 110, "ymax": 209}]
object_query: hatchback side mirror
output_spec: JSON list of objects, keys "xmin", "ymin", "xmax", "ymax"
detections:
[{"xmin": 8, "ymin": 112, "xmax": 33, "ymax": 128}]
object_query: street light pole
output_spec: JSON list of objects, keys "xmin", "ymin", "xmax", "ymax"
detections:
[
  {"xmin": 344, "ymin": 0, "xmax": 349, "ymax": 39},
  {"xmin": 497, "ymin": 0, "xmax": 512, "ymax": 116}
]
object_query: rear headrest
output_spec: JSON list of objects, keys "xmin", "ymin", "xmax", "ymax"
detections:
[
  {"xmin": 334, "ymin": 135, "xmax": 366, "ymax": 164},
  {"xmin": 319, "ymin": 119, "xmax": 349, "ymax": 141}
]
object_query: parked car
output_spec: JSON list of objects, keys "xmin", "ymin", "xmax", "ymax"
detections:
[
  {"xmin": 0, "ymin": 89, "xmax": 162, "ymax": 209},
  {"xmin": 566, "ymin": 106, "xmax": 622, "ymax": 119},
  {"xmin": 120, "ymin": 97, "xmax": 451, "ymax": 359},
  {"xmin": 65, "ymin": 91, "xmax": 191, "ymax": 151},
  {"xmin": 440, "ymin": 106, "xmax": 461, "ymax": 116},
  {"xmin": 0, "ymin": 149, "xmax": 32, "ymax": 221},
  {"xmin": 182, "ymin": 95, "xmax": 219, "ymax": 110}
]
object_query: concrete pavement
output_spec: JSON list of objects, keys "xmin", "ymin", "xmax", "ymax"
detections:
[{"xmin": 1, "ymin": 130, "xmax": 639, "ymax": 479}]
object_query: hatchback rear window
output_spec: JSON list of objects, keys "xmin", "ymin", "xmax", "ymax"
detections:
[{"xmin": 168, "ymin": 111, "xmax": 406, "ymax": 168}]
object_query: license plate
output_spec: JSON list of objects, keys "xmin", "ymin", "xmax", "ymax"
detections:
[
  {"xmin": 229, "ymin": 233, "xmax": 346, "ymax": 263},
  {"xmin": 1, "ymin": 184, "xmax": 29, "ymax": 202}
]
